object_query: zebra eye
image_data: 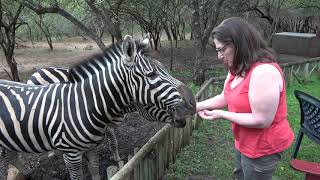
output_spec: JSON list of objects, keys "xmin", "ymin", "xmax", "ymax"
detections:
[{"xmin": 146, "ymin": 69, "xmax": 158, "ymax": 79}]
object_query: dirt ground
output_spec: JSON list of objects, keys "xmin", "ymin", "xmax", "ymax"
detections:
[{"xmin": 0, "ymin": 38, "xmax": 309, "ymax": 180}]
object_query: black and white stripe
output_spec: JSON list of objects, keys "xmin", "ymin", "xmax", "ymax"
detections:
[
  {"xmin": 27, "ymin": 67, "xmax": 70, "ymax": 85},
  {"xmin": 28, "ymin": 67, "xmax": 124, "ymax": 162},
  {"xmin": 0, "ymin": 35, "xmax": 196, "ymax": 180}
]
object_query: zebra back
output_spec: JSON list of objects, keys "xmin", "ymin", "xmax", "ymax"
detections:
[{"xmin": 27, "ymin": 67, "xmax": 70, "ymax": 85}]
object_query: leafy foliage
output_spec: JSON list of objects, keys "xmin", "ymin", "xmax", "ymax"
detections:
[
  {"xmin": 15, "ymin": 0, "xmax": 92, "ymax": 42},
  {"xmin": 291, "ymin": 0, "xmax": 320, "ymax": 13}
]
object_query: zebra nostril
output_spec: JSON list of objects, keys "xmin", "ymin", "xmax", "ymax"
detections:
[
  {"xmin": 189, "ymin": 99, "xmax": 195, "ymax": 106},
  {"xmin": 174, "ymin": 118, "xmax": 186, "ymax": 128}
]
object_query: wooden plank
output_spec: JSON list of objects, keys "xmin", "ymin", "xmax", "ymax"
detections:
[
  {"xmin": 139, "ymin": 159, "xmax": 143, "ymax": 180},
  {"xmin": 179, "ymin": 128, "xmax": 183, "ymax": 149},
  {"xmin": 172, "ymin": 128, "xmax": 178, "ymax": 163},
  {"xmin": 133, "ymin": 148, "xmax": 139, "ymax": 180},
  {"xmin": 158, "ymin": 144, "xmax": 164, "ymax": 179},
  {"xmin": 168, "ymin": 127, "xmax": 174, "ymax": 164},
  {"xmin": 281, "ymin": 57, "xmax": 320, "ymax": 67},
  {"xmin": 304, "ymin": 63, "xmax": 310, "ymax": 80},
  {"xmin": 152, "ymin": 149, "xmax": 158, "ymax": 180},
  {"xmin": 110, "ymin": 124, "xmax": 172, "ymax": 180},
  {"xmin": 308, "ymin": 63, "xmax": 318, "ymax": 77},
  {"xmin": 143, "ymin": 158, "xmax": 148, "ymax": 180},
  {"xmin": 195, "ymin": 76, "xmax": 225, "ymax": 100},
  {"xmin": 289, "ymin": 66, "xmax": 294, "ymax": 86}
]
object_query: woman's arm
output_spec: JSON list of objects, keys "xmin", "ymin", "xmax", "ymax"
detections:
[
  {"xmin": 196, "ymin": 73, "xmax": 230, "ymax": 112},
  {"xmin": 196, "ymin": 93, "xmax": 227, "ymax": 112},
  {"xmin": 198, "ymin": 65, "xmax": 283, "ymax": 129}
]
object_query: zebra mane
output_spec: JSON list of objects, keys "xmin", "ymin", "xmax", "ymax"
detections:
[{"xmin": 67, "ymin": 39, "xmax": 151, "ymax": 82}]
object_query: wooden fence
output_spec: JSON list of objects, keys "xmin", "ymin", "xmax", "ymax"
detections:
[{"xmin": 109, "ymin": 57, "xmax": 320, "ymax": 180}]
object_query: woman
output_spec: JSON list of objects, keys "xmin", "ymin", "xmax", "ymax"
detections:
[{"xmin": 196, "ymin": 17, "xmax": 294, "ymax": 180}]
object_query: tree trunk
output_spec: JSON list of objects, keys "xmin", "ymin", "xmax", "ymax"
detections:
[
  {"xmin": 163, "ymin": 22, "xmax": 172, "ymax": 41},
  {"xmin": 188, "ymin": 0, "xmax": 225, "ymax": 85},
  {"xmin": 35, "ymin": 17, "xmax": 53, "ymax": 50},
  {"xmin": 0, "ymin": 3, "xmax": 23, "ymax": 82},
  {"xmin": 189, "ymin": 0, "xmax": 205, "ymax": 85},
  {"xmin": 111, "ymin": 20, "xmax": 122, "ymax": 41},
  {"xmin": 45, "ymin": 35, "xmax": 53, "ymax": 50},
  {"xmin": 112, "ymin": 35, "xmax": 115, "ymax": 44},
  {"xmin": 192, "ymin": 39, "xmax": 206, "ymax": 85},
  {"xmin": 170, "ymin": 39, "xmax": 173, "ymax": 71},
  {"xmin": 7, "ymin": 57, "xmax": 20, "ymax": 82},
  {"xmin": 153, "ymin": 34, "xmax": 160, "ymax": 51},
  {"xmin": 179, "ymin": 22, "xmax": 186, "ymax": 40},
  {"xmin": 3, "ymin": 46, "xmax": 20, "ymax": 81},
  {"xmin": 170, "ymin": 23, "xmax": 178, "ymax": 42}
]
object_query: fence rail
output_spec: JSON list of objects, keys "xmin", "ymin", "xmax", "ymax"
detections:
[{"xmin": 109, "ymin": 57, "xmax": 320, "ymax": 180}]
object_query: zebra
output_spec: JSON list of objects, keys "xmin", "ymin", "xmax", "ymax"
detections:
[
  {"xmin": 0, "ymin": 35, "xmax": 196, "ymax": 180},
  {"xmin": 26, "ymin": 65, "xmax": 170, "ymax": 163},
  {"xmin": 27, "ymin": 65, "xmax": 178, "ymax": 162}
]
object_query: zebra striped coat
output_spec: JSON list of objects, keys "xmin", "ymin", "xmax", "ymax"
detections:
[
  {"xmin": 0, "ymin": 35, "xmax": 196, "ymax": 180},
  {"xmin": 26, "ymin": 65, "xmax": 177, "ymax": 163}
]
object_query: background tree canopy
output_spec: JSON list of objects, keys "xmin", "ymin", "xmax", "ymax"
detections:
[{"xmin": 1, "ymin": 0, "xmax": 319, "ymax": 84}]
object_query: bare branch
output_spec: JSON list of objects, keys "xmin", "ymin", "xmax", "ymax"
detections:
[
  {"xmin": 4, "ymin": 69, "xmax": 13, "ymax": 80},
  {"xmin": 20, "ymin": 0, "xmax": 106, "ymax": 49}
]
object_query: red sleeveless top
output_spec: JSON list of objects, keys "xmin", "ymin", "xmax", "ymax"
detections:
[{"xmin": 224, "ymin": 62, "xmax": 294, "ymax": 158}]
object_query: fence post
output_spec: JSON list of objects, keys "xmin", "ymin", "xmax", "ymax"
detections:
[
  {"xmin": 304, "ymin": 63, "xmax": 309, "ymax": 81},
  {"xmin": 287, "ymin": 66, "xmax": 293, "ymax": 87},
  {"xmin": 133, "ymin": 148, "xmax": 139, "ymax": 180}
]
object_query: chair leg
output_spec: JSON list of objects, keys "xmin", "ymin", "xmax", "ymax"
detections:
[{"xmin": 292, "ymin": 130, "xmax": 304, "ymax": 159}]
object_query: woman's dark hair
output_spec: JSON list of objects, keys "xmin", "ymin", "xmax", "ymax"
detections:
[{"xmin": 211, "ymin": 17, "xmax": 277, "ymax": 76}]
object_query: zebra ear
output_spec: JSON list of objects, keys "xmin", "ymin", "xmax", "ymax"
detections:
[
  {"xmin": 122, "ymin": 35, "xmax": 137, "ymax": 66},
  {"xmin": 141, "ymin": 33, "xmax": 150, "ymax": 46},
  {"xmin": 141, "ymin": 32, "xmax": 152, "ymax": 49}
]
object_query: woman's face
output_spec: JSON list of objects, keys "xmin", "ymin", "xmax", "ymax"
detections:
[{"xmin": 214, "ymin": 38, "xmax": 235, "ymax": 69}]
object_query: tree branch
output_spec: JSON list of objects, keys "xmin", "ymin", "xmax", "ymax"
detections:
[{"xmin": 20, "ymin": 0, "xmax": 106, "ymax": 49}]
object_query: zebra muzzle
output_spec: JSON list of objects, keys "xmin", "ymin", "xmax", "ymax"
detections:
[{"xmin": 171, "ymin": 85, "xmax": 197, "ymax": 128}]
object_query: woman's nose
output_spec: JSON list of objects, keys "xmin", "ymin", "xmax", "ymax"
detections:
[{"xmin": 218, "ymin": 52, "xmax": 224, "ymax": 59}]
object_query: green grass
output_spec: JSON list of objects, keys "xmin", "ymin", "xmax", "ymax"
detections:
[
  {"xmin": 274, "ymin": 74, "xmax": 320, "ymax": 180},
  {"xmin": 166, "ymin": 74, "xmax": 320, "ymax": 180},
  {"xmin": 170, "ymin": 69, "xmax": 193, "ymax": 77}
]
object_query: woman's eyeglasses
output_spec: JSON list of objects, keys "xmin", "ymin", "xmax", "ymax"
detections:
[{"xmin": 215, "ymin": 44, "xmax": 228, "ymax": 53}]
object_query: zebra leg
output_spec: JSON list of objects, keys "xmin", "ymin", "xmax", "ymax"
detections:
[
  {"xmin": 63, "ymin": 152, "xmax": 84, "ymax": 180},
  {"xmin": 86, "ymin": 148, "xmax": 101, "ymax": 180},
  {"xmin": 105, "ymin": 126, "xmax": 120, "ymax": 162}
]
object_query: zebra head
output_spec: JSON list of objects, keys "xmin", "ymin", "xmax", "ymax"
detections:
[{"xmin": 121, "ymin": 35, "xmax": 196, "ymax": 127}]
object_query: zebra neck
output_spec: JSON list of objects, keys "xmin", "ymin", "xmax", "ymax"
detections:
[{"xmin": 70, "ymin": 75, "xmax": 133, "ymax": 126}]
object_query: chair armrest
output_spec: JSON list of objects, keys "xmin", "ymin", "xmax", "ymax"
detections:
[{"xmin": 290, "ymin": 159, "xmax": 320, "ymax": 176}]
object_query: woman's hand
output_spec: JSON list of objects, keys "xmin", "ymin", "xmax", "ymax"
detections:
[
  {"xmin": 197, "ymin": 110, "xmax": 223, "ymax": 120},
  {"xmin": 196, "ymin": 92, "xmax": 228, "ymax": 113}
]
